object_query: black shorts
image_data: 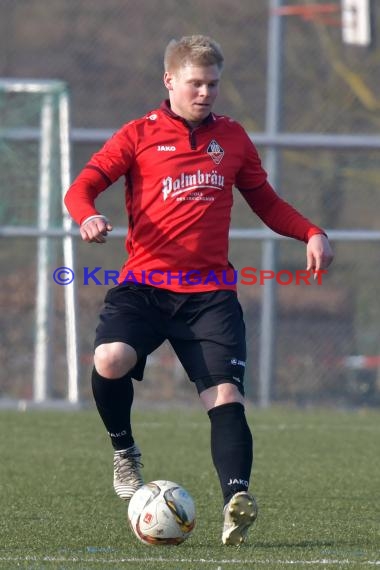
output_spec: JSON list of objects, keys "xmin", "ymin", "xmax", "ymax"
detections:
[{"xmin": 94, "ymin": 283, "xmax": 247, "ymax": 396}]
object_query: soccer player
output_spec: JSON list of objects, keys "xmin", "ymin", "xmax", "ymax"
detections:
[{"xmin": 64, "ymin": 35, "xmax": 333, "ymax": 545}]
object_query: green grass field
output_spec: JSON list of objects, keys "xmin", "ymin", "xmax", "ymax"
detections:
[{"xmin": 0, "ymin": 406, "xmax": 379, "ymax": 570}]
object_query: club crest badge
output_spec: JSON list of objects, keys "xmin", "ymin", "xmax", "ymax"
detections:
[{"xmin": 207, "ymin": 139, "xmax": 224, "ymax": 165}]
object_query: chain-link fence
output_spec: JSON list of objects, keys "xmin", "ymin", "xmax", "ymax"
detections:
[{"xmin": 1, "ymin": 0, "xmax": 379, "ymax": 406}]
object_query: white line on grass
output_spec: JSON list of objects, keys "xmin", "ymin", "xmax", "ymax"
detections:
[{"xmin": 0, "ymin": 556, "xmax": 379, "ymax": 565}]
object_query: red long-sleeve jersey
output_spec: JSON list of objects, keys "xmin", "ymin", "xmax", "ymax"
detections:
[{"xmin": 65, "ymin": 100, "xmax": 325, "ymax": 292}]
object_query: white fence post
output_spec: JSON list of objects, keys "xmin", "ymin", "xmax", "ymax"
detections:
[
  {"xmin": 59, "ymin": 90, "xmax": 80, "ymax": 404},
  {"xmin": 34, "ymin": 93, "xmax": 54, "ymax": 402}
]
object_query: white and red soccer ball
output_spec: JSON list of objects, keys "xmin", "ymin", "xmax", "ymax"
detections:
[{"xmin": 127, "ymin": 480, "xmax": 196, "ymax": 545}]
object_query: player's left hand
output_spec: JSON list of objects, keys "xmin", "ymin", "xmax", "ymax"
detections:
[{"xmin": 306, "ymin": 234, "xmax": 334, "ymax": 279}]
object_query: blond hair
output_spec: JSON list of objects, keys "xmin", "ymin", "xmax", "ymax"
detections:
[{"xmin": 164, "ymin": 35, "xmax": 224, "ymax": 72}]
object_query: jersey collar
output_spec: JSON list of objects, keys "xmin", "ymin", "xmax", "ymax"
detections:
[{"xmin": 160, "ymin": 99, "xmax": 215, "ymax": 128}]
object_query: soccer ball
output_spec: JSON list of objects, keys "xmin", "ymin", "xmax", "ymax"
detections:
[{"xmin": 127, "ymin": 480, "xmax": 196, "ymax": 545}]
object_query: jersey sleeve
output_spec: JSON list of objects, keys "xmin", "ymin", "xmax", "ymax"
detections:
[
  {"xmin": 239, "ymin": 181, "xmax": 326, "ymax": 243},
  {"xmin": 234, "ymin": 128, "xmax": 326, "ymax": 242},
  {"xmin": 235, "ymin": 129, "xmax": 268, "ymax": 190},
  {"xmin": 64, "ymin": 123, "xmax": 136, "ymax": 226}
]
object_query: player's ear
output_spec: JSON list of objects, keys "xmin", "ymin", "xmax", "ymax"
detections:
[{"xmin": 164, "ymin": 71, "xmax": 174, "ymax": 91}]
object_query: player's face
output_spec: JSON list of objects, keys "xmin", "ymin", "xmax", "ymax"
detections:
[{"xmin": 164, "ymin": 64, "xmax": 221, "ymax": 126}]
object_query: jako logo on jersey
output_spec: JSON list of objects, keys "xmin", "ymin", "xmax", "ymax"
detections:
[
  {"xmin": 162, "ymin": 169, "xmax": 225, "ymax": 201},
  {"xmin": 207, "ymin": 139, "xmax": 224, "ymax": 165},
  {"xmin": 157, "ymin": 145, "xmax": 176, "ymax": 151}
]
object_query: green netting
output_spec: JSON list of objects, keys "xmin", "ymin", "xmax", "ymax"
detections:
[{"xmin": 0, "ymin": 83, "xmax": 66, "ymax": 227}]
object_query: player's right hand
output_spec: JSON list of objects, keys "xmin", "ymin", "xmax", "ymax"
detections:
[{"xmin": 80, "ymin": 215, "xmax": 113, "ymax": 243}]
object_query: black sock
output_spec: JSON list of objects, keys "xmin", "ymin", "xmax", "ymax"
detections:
[
  {"xmin": 91, "ymin": 367, "xmax": 135, "ymax": 450},
  {"xmin": 207, "ymin": 402, "xmax": 253, "ymax": 506}
]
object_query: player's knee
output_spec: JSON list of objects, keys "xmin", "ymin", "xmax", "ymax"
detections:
[
  {"xmin": 94, "ymin": 342, "xmax": 137, "ymax": 379},
  {"xmin": 200, "ymin": 383, "xmax": 244, "ymax": 411}
]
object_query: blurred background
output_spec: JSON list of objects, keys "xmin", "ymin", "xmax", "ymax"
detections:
[{"xmin": 0, "ymin": 0, "xmax": 379, "ymax": 407}]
